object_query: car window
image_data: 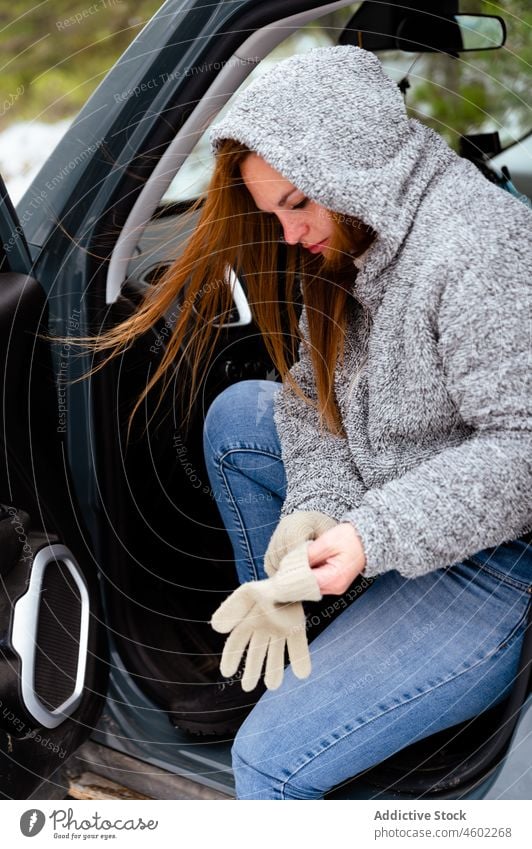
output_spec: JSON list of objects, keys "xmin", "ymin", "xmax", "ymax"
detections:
[
  {"xmin": 162, "ymin": 1, "xmax": 531, "ymax": 205},
  {"xmin": 162, "ymin": 5, "xmax": 363, "ymax": 204}
]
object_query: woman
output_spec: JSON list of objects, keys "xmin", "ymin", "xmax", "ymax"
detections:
[{"xmin": 95, "ymin": 45, "xmax": 531, "ymax": 799}]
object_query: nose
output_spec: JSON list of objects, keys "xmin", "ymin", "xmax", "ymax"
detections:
[{"xmin": 278, "ymin": 213, "xmax": 308, "ymax": 246}]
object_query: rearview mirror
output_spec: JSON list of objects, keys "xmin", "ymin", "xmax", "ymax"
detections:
[
  {"xmin": 395, "ymin": 14, "xmax": 506, "ymax": 54},
  {"xmin": 339, "ymin": 7, "xmax": 507, "ymax": 56}
]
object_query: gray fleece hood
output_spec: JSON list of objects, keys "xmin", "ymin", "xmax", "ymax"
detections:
[{"xmin": 209, "ymin": 45, "xmax": 455, "ymax": 275}]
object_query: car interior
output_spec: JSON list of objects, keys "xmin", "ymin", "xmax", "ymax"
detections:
[{"xmin": 77, "ymin": 0, "xmax": 531, "ymax": 799}]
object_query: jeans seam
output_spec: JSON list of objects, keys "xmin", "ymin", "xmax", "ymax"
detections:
[
  {"xmin": 217, "ymin": 442, "xmax": 282, "ymax": 455},
  {"xmin": 279, "ymin": 613, "xmax": 529, "ymax": 799},
  {"xmin": 218, "ymin": 447, "xmax": 283, "ymax": 582},
  {"xmin": 467, "ymin": 556, "xmax": 532, "ymax": 593}
]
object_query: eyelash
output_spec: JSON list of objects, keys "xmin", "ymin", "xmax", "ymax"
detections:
[{"xmin": 265, "ymin": 197, "xmax": 308, "ymax": 218}]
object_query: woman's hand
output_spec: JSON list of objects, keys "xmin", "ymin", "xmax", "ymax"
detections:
[{"xmin": 306, "ymin": 521, "xmax": 366, "ymax": 595}]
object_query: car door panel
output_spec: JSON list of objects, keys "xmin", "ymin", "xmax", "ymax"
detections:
[{"xmin": 0, "ymin": 181, "xmax": 108, "ymax": 799}]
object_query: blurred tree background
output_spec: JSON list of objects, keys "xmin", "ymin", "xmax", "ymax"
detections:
[
  {"xmin": 0, "ymin": 0, "xmax": 161, "ymax": 127},
  {"xmin": 0, "ymin": 0, "xmax": 530, "ymax": 148}
]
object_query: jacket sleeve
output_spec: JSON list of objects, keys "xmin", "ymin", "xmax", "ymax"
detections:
[
  {"xmin": 340, "ymin": 263, "xmax": 532, "ymax": 579},
  {"xmin": 273, "ymin": 303, "xmax": 366, "ymax": 520}
]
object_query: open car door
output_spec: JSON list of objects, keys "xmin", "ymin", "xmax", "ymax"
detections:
[{"xmin": 0, "ymin": 176, "xmax": 108, "ymax": 800}]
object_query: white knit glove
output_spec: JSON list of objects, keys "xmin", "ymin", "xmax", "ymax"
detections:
[
  {"xmin": 211, "ymin": 542, "xmax": 322, "ymax": 691},
  {"xmin": 264, "ymin": 510, "xmax": 338, "ymax": 577}
]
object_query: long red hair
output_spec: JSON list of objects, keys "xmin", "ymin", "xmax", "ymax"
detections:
[{"xmin": 89, "ymin": 138, "xmax": 375, "ymax": 436}]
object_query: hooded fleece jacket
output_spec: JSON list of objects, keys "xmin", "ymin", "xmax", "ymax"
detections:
[{"xmin": 209, "ymin": 45, "xmax": 532, "ymax": 580}]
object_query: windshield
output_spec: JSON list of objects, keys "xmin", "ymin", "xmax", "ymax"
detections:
[
  {"xmin": 1, "ymin": 1, "xmax": 530, "ymax": 205},
  {"xmin": 161, "ymin": 2, "xmax": 532, "ymax": 205}
]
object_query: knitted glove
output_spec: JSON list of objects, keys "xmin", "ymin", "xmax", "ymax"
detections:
[
  {"xmin": 263, "ymin": 510, "xmax": 338, "ymax": 577},
  {"xmin": 211, "ymin": 542, "xmax": 322, "ymax": 691}
]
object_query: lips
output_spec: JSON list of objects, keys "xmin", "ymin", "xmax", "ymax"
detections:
[{"xmin": 305, "ymin": 238, "xmax": 328, "ymax": 253}]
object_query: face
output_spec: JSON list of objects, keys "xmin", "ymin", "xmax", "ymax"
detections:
[{"xmin": 240, "ymin": 153, "xmax": 333, "ymax": 254}]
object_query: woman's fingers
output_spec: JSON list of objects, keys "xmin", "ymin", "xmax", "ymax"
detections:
[
  {"xmin": 219, "ymin": 620, "xmax": 253, "ymax": 678},
  {"xmin": 241, "ymin": 628, "xmax": 269, "ymax": 692},
  {"xmin": 287, "ymin": 627, "xmax": 312, "ymax": 680},
  {"xmin": 308, "ymin": 522, "xmax": 366, "ymax": 571},
  {"xmin": 264, "ymin": 634, "xmax": 286, "ymax": 690},
  {"xmin": 307, "ymin": 523, "xmax": 353, "ymax": 566},
  {"xmin": 211, "ymin": 583, "xmax": 256, "ymax": 633},
  {"xmin": 307, "ymin": 522, "xmax": 367, "ymax": 594}
]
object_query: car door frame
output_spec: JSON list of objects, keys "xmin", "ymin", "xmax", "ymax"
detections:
[{"xmin": 0, "ymin": 176, "xmax": 109, "ymax": 800}]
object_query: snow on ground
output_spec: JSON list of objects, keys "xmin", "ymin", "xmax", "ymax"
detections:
[
  {"xmin": 0, "ymin": 119, "xmax": 72, "ymax": 204},
  {"xmin": 0, "ymin": 32, "xmax": 322, "ymax": 207}
]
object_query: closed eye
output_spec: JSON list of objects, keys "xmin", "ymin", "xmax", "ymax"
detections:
[{"xmin": 259, "ymin": 197, "xmax": 308, "ymax": 216}]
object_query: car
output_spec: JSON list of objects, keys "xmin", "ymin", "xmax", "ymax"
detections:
[
  {"xmin": 1, "ymin": 0, "xmax": 531, "ymax": 801},
  {"xmin": 491, "ymin": 131, "xmax": 532, "ymax": 202}
]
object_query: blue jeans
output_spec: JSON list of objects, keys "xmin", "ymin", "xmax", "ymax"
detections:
[{"xmin": 203, "ymin": 379, "xmax": 532, "ymax": 800}]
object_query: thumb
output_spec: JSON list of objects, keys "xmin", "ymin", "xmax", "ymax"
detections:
[{"xmin": 307, "ymin": 529, "xmax": 337, "ymax": 567}]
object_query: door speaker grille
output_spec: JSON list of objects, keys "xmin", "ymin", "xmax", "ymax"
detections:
[{"xmin": 33, "ymin": 561, "xmax": 82, "ymax": 711}]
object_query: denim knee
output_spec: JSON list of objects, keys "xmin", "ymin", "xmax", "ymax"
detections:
[
  {"xmin": 231, "ymin": 743, "xmax": 279, "ymax": 800},
  {"xmin": 204, "ymin": 382, "xmax": 244, "ymax": 454},
  {"xmin": 203, "ymin": 379, "xmax": 281, "ymax": 459},
  {"xmin": 232, "ymin": 734, "xmax": 300, "ymax": 800},
  {"xmin": 232, "ymin": 723, "xmax": 322, "ymax": 800}
]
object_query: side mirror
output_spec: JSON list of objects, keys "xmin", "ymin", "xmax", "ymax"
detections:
[{"xmin": 395, "ymin": 13, "xmax": 506, "ymax": 54}]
